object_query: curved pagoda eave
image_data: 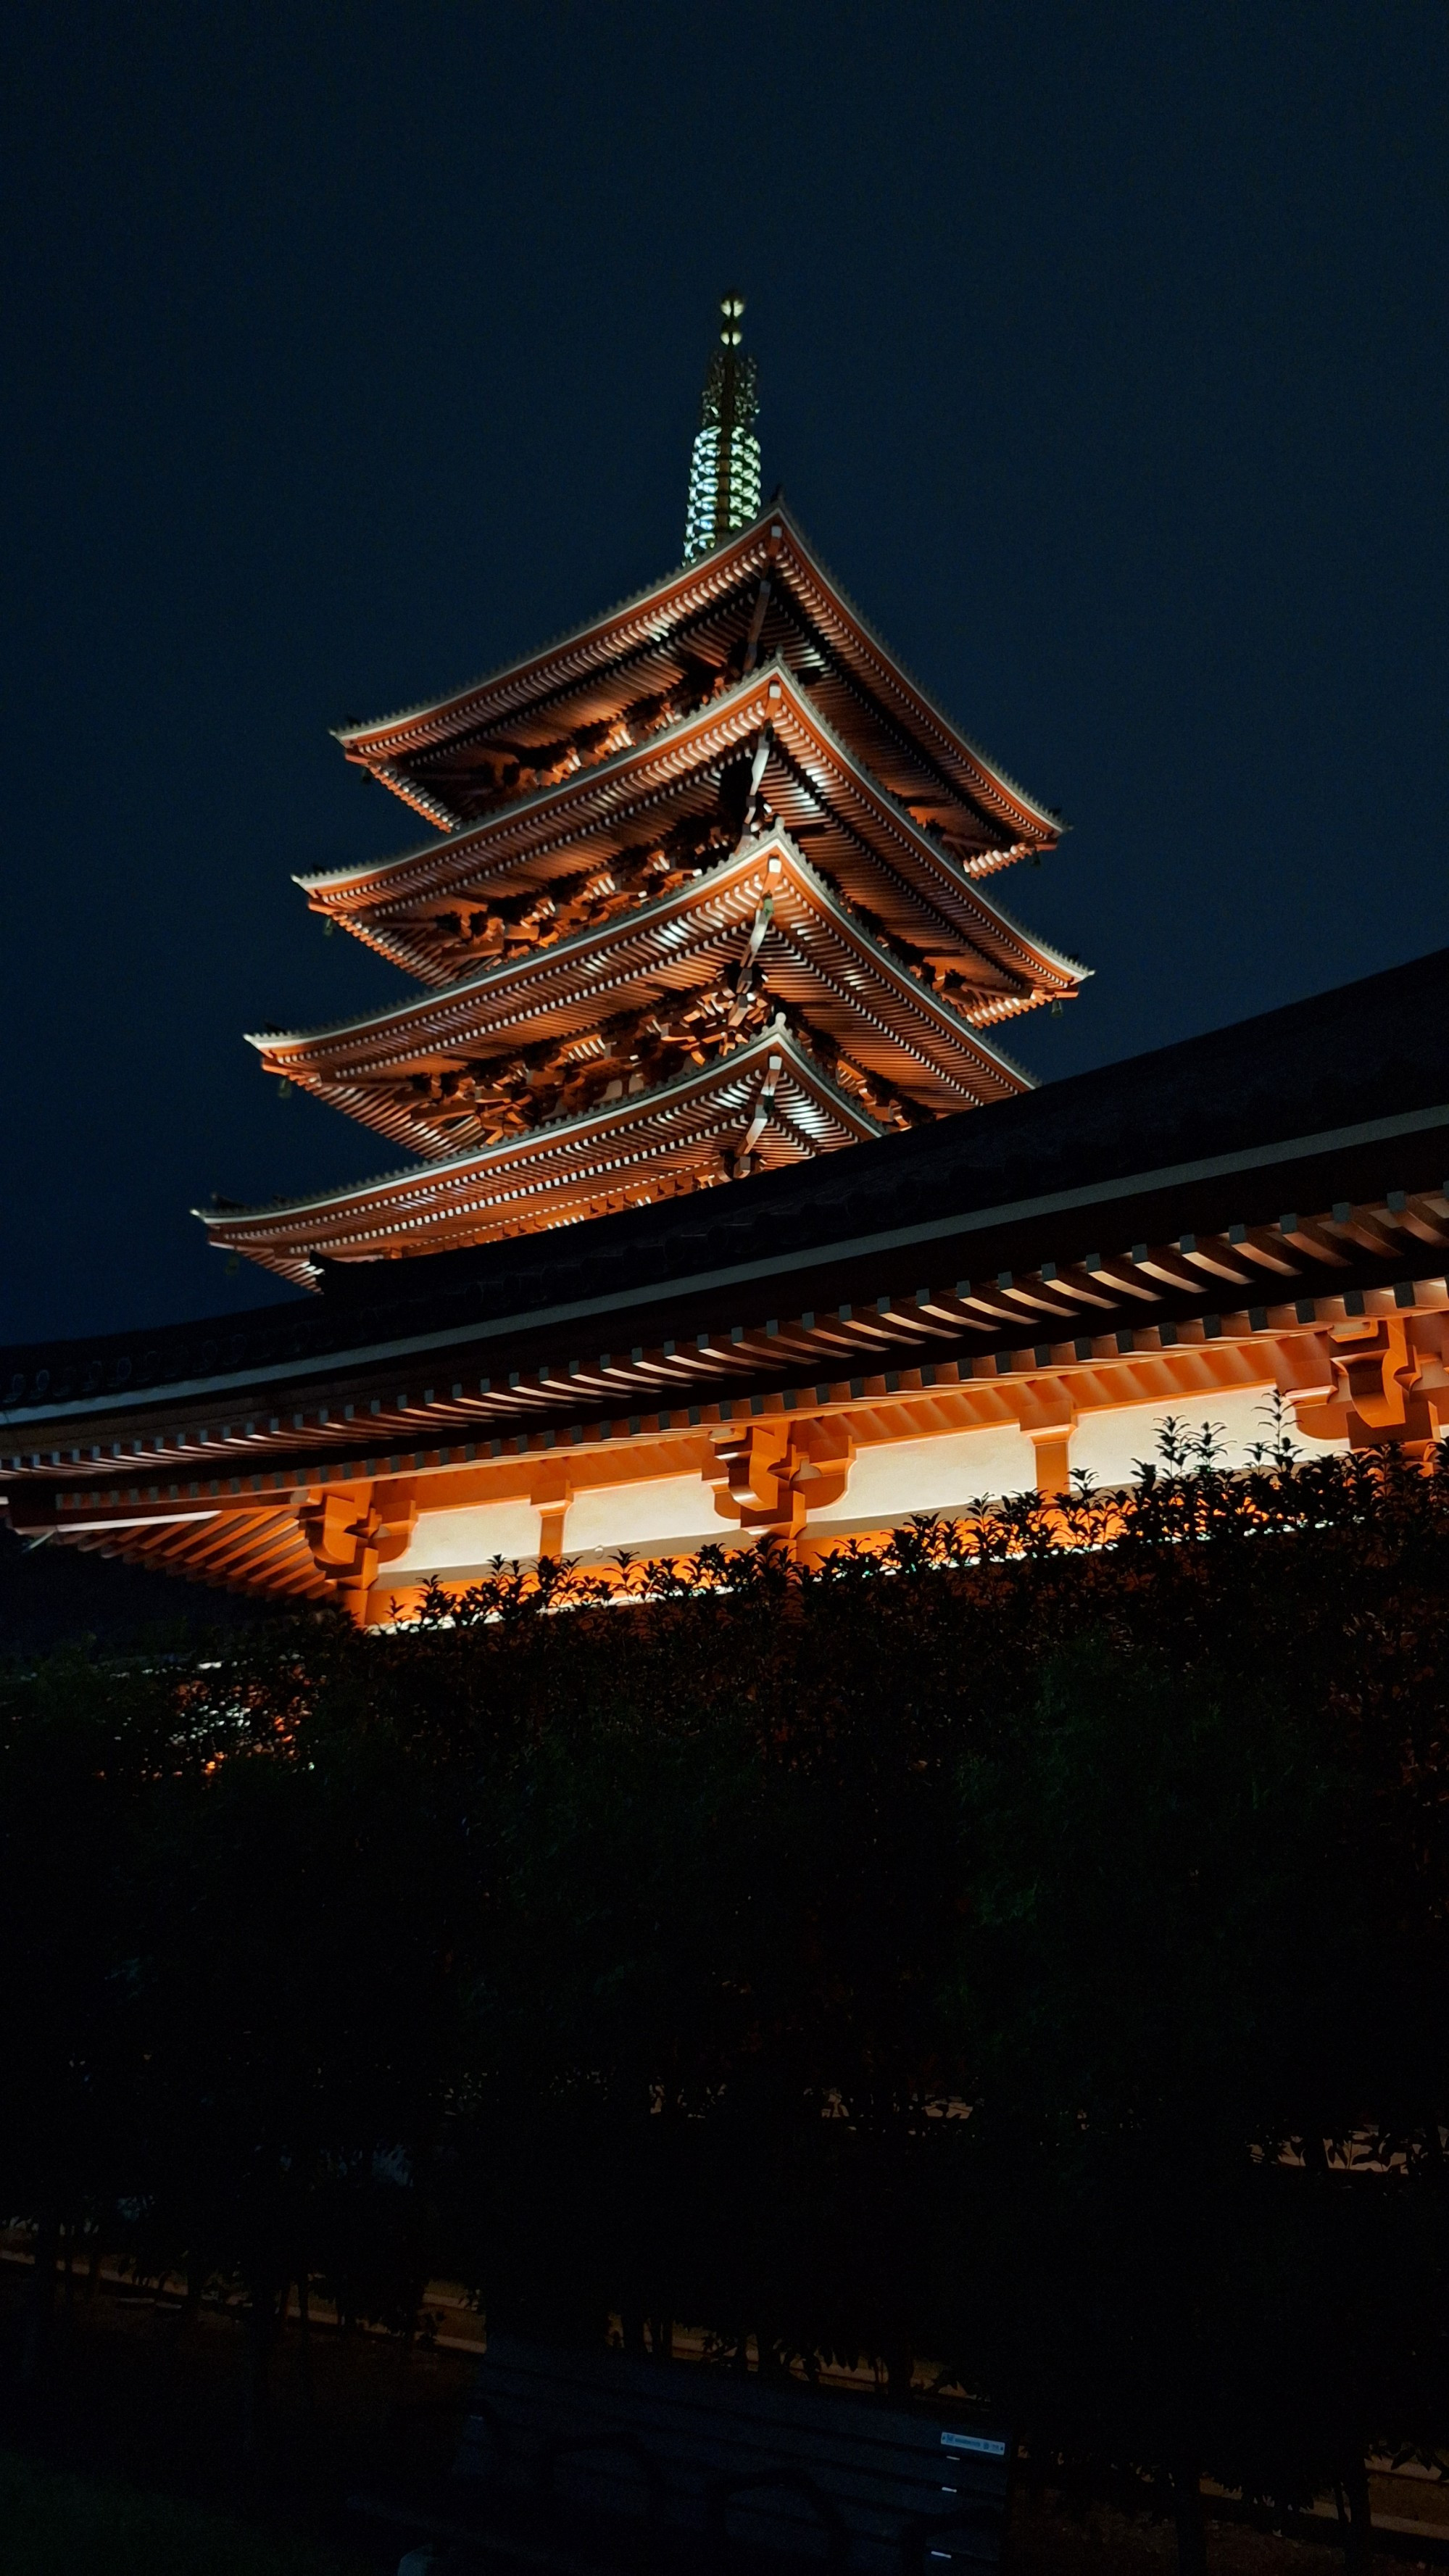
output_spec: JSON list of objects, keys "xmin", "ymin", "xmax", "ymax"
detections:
[
  {"xmin": 199, "ymin": 1023, "xmax": 885, "ymax": 1285},
  {"xmin": 331, "ymin": 503, "xmax": 1066, "ymax": 855},
  {"xmin": 296, "ymin": 660, "xmax": 1084, "ymax": 1005},
  {"xmin": 210, "ymin": 414, "xmax": 1090, "ymax": 1289},
  {"xmin": 254, "ymin": 830, "xmax": 1037, "ymax": 1159}
]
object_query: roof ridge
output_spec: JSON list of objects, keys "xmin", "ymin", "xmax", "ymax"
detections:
[{"xmin": 766, "ymin": 508, "xmax": 1067, "ymax": 838}]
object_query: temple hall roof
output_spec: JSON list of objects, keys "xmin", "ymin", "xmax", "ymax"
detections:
[{"xmin": 5, "ymin": 945, "xmax": 1445, "ymax": 1434}]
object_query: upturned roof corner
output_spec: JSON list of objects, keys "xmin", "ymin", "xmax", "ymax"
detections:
[{"xmin": 229, "ymin": 319, "xmax": 1086, "ymax": 1279}]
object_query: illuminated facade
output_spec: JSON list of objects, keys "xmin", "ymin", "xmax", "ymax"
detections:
[
  {"xmin": 201, "ymin": 296, "xmax": 1079, "ymax": 1288},
  {"xmin": 7, "ymin": 949, "xmax": 1449, "ymax": 1621},
  {"xmin": 5, "ymin": 310, "xmax": 1448, "ymax": 1624}
]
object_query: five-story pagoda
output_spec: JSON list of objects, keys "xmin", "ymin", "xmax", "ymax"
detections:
[{"xmin": 203, "ymin": 299, "xmax": 1084, "ymax": 1287}]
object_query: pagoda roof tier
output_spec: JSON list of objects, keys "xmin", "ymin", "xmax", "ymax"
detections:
[
  {"xmin": 256, "ymin": 831, "xmax": 1033, "ymax": 1160},
  {"xmin": 331, "ymin": 505, "xmax": 1063, "ymax": 861},
  {"xmin": 301, "ymin": 660, "xmax": 1083, "ymax": 1007},
  {"xmin": 200, "ymin": 1023, "xmax": 885, "ymax": 1284}
]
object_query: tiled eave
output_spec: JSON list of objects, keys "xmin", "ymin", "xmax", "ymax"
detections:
[
  {"xmin": 7, "ymin": 1184, "xmax": 1448, "ymax": 1547},
  {"xmin": 256, "ymin": 833, "xmax": 1034, "ymax": 1156},
  {"xmin": 199, "ymin": 1024, "xmax": 885, "ymax": 1283},
  {"xmin": 332, "ymin": 505, "xmax": 1063, "ymax": 849},
  {"xmin": 298, "ymin": 664, "xmax": 1083, "ymax": 1001},
  {"xmin": 10, "ymin": 950, "xmax": 1448, "ymax": 1505}
]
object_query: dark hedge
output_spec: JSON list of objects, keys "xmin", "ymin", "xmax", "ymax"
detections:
[{"xmin": 4, "ymin": 1422, "xmax": 1449, "ymax": 2539}]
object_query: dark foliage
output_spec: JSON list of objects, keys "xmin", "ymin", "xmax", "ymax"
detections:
[{"xmin": 3, "ymin": 1422, "xmax": 1449, "ymax": 2533}]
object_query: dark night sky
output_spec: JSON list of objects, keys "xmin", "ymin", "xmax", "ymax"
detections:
[{"xmin": 3, "ymin": 1, "xmax": 1445, "ymax": 1349}]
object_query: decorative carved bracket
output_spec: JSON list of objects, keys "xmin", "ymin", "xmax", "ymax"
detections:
[
  {"xmin": 299, "ymin": 1483, "xmax": 418, "ymax": 1620},
  {"xmin": 1294, "ymin": 1315, "xmax": 1449, "ymax": 1447},
  {"xmin": 706, "ymin": 1419, "xmax": 855, "ymax": 1536}
]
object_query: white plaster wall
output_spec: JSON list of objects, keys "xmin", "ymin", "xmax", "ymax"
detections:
[
  {"xmin": 564, "ymin": 1473, "xmax": 723, "ymax": 1560},
  {"xmin": 809, "ymin": 1424, "xmax": 1039, "ymax": 1530},
  {"xmin": 386, "ymin": 1497, "xmax": 540, "ymax": 1574},
  {"xmin": 1070, "ymin": 1384, "xmax": 1347, "ymax": 1489},
  {"xmin": 380, "ymin": 1384, "xmax": 1352, "ymax": 1579}
]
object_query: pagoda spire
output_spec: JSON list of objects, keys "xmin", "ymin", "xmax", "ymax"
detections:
[{"xmin": 683, "ymin": 291, "xmax": 762, "ymax": 562}]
